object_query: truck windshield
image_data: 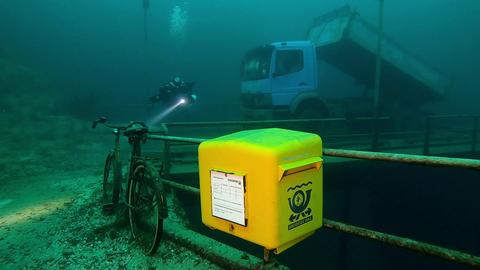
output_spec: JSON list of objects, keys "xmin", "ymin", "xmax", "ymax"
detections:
[{"xmin": 241, "ymin": 46, "xmax": 273, "ymax": 81}]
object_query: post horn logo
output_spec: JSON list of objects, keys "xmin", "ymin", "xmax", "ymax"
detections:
[{"xmin": 287, "ymin": 182, "xmax": 313, "ymax": 228}]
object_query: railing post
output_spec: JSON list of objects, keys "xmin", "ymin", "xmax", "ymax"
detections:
[
  {"xmin": 163, "ymin": 127, "xmax": 171, "ymax": 177},
  {"xmin": 472, "ymin": 116, "xmax": 478, "ymax": 154},
  {"xmin": 423, "ymin": 116, "xmax": 431, "ymax": 156},
  {"xmin": 371, "ymin": 117, "xmax": 380, "ymax": 151}
]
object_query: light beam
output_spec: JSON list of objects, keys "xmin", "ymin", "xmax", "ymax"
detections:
[{"xmin": 147, "ymin": 99, "xmax": 185, "ymax": 125}]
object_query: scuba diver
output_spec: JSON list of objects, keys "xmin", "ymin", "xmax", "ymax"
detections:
[{"xmin": 150, "ymin": 77, "xmax": 197, "ymax": 106}]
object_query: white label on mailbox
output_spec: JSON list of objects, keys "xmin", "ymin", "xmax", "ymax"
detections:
[{"xmin": 210, "ymin": 170, "xmax": 245, "ymax": 226}]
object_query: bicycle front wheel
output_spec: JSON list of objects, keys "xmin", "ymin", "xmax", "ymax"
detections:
[
  {"xmin": 103, "ymin": 152, "xmax": 121, "ymax": 207},
  {"xmin": 127, "ymin": 162, "xmax": 164, "ymax": 255}
]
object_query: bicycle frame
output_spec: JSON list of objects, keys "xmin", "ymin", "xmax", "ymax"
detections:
[
  {"xmin": 97, "ymin": 119, "xmax": 149, "ymax": 210},
  {"xmin": 125, "ymin": 129, "xmax": 148, "ymax": 200},
  {"xmin": 111, "ymin": 127, "xmax": 148, "ymax": 206},
  {"xmin": 112, "ymin": 129, "xmax": 122, "ymax": 205}
]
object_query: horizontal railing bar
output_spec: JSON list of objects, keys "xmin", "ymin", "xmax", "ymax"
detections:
[
  {"xmin": 327, "ymin": 140, "xmax": 473, "ymax": 147},
  {"xmin": 429, "ymin": 141, "xmax": 476, "ymax": 148},
  {"xmin": 150, "ymin": 133, "xmax": 475, "ymax": 145},
  {"xmin": 326, "ymin": 144, "xmax": 402, "ymax": 151},
  {"xmin": 159, "ymin": 141, "xmax": 469, "ymax": 154},
  {"xmin": 323, "ymin": 133, "xmax": 375, "ymax": 139},
  {"xmin": 162, "ymin": 117, "xmax": 390, "ymax": 127},
  {"xmin": 162, "ymin": 180, "xmax": 480, "ymax": 268},
  {"xmin": 149, "ymin": 134, "xmax": 480, "ymax": 170},
  {"xmin": 149, "ymin": 135, "xmax": 206, "ymax": 144},
  {"xmin": 428, "ymin": 114, "xmax": 478, "ymax": 120},
  {"xmin": 322, "ymin": 219, "xmax": 480, "ymax": 268},
  {"xmin": 323, "ymin": 148, "xmax": 480, "ymax": 170},
  {"xmin": 158, "ymin": 115, "xmax": 479, "ymax": 127},
  {"xmin": 322, "ymin": 133, "xmax": 472, "ymax": 142},
  {"xmin": 150, "ymin": 131, "xmax": 475, "ymax": 143},
  {"xmin": 163, "ymin": 179, "xmax": 201, "ymax": 195},
  {"xmin": 326, "ymin": 143, "xmax": 473, "ymax": 153}
]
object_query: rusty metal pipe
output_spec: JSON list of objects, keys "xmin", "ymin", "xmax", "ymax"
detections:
[
  {"xmin": 149, "ymin": 134, "xmax": 480, "ymax": 170},
  {"xmin": 322, "ymin": 148, "xmax": 480, "ymax": 170},
  {"xmin": 163, "ymin": 179, "xmax": 200, "ymax": 195},
  {"xmin": 323, "ymin": 219, "xmax": 480, "ymax": 268},
  {"xmin": 159, "ymin": 117, "xmax": 390, "ymax": 127},
  {"xmin": 163, "ymin": 222, "xmax": 274, "ymax": 270},
  {"xmin": 148, "ymin": 134, "xmax": 206, "ymax": 144}
]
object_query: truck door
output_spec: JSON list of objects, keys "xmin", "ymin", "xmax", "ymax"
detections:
[{"xmin": 271, "ymin": 44, "xmax": 317, "ymax": 106}]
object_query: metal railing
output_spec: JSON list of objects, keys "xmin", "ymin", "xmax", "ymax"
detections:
[
  {"xmin": 423, "ymin": 115, "xmax": 479, "ymax": 155},
  {"xmin": 148, "ymin": 133, "xmax": 480, "ymax": 268},
  {"xmin": 154, "ymin": 115, "xmax": 480, "ymax": 159},
  {"xmin": 159, "ymin": 116, "xmax": 389, "ymax": 127},
  {"xmin": 162, "ymin": 179, "xmax": 480, "ymax": 268}
]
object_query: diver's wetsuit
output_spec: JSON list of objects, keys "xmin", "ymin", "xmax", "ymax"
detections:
[{"xmin": 150, "ymin": 78, "xmax": 194, "ymax": 105}]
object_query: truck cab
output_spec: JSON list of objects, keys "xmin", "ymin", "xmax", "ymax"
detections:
[{"xmin": 241, "ymin": 41, "xmax": 321, "ymax": 118}]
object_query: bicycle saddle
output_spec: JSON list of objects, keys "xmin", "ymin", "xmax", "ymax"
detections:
[{"xmin": 124, "ymin": 123, "xmax": 148, "ymax": 136}]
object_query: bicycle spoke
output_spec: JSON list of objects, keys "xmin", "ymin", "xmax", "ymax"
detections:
[
  {"xmin": 134, "ymin": 178, "xmax": 145, "ymax": 205},
  {"xmin": 135, "ymin": 189, "xmax": 157, "ymax": 210},
  {"xmin": 138, "ymin": 187, "xmax": 153, "ymax": 201},
  {"xmin": 134, "ymin": 198, "xmax": 158, "ymax": 213}
]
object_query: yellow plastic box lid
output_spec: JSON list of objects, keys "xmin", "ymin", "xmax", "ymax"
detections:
[{"xmin": 198, "ymin": 128, "xmax": 323, "ymax": 253}]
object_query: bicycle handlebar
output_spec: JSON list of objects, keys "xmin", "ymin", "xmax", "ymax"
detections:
[
  {"xmin": 91, "ymin": 117, "xmax": 107, "ymax": 129},
  {"xmin": 91, "ymin": 117, "xmax": 147, "ymax": 131}
]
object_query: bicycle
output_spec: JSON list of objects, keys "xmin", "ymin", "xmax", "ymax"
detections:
[{"xmin": 92, "ymin": 117, "xmax": 168, "ymax": 255}]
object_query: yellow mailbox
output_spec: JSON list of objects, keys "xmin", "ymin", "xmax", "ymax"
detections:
[{"xmin": 198, "ymin": 128, "xmax": 323, "ymax": 254}]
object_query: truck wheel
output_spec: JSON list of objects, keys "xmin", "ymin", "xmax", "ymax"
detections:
[{"xmin": 295, "ymin": 100, "xmax": 329, "ymax": 119}]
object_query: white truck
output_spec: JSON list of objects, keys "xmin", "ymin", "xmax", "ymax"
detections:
[{"xmin": 240, "ymin": 6, "xmax": 451, "ymax": 125}]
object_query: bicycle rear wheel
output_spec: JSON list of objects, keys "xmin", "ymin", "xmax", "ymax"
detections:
[{"xmin": 127, "ymin": 162, "xmax": 165, "ymax": 255}]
